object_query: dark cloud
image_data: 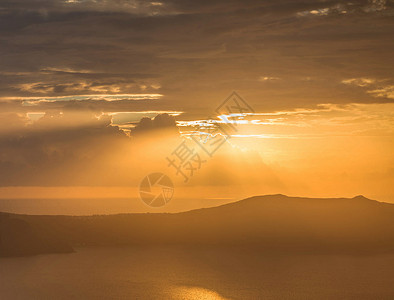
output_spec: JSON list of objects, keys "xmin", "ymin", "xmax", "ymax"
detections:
[
  {"xmin": 0, "ymin": 0, "xmax": 393, "ymax": 115},
  {"xmin": 132, "ymin": 113, "xmax": 179, "ymax": 135},
  {"xmin": 0, "ymin": 111, "xmax": 183, "ymax": 186},
  {"xmin": 0, "ymin": 111, "xmax": 130, "ymax": 186}
]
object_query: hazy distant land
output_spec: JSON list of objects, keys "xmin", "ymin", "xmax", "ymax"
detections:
[{"xmin": 1, "ymin": 194, "xmax": 394, "ymax": 257}]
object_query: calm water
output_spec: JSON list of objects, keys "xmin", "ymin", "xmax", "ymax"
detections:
[
  {"xmin": 0, "ymin": 198, "xmax": 233, "ymax": 215},
  {"xmin": 1, "ymin": 247, "xmax": 394, "ymax": 299}
]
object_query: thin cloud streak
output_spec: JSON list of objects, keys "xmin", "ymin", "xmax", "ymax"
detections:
[{"xmin": 2, "ymin": 94, "xmax": 163, "ymax": 102}]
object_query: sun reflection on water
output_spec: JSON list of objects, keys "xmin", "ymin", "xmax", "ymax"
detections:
[{"xmin": 169, "ymin": 286, "xmax": 230, "ymax": 300}]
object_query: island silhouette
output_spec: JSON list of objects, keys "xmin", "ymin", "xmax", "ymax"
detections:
[{"xmin": 1, "ymin": 194, "xmax": 394, "ymax": 257}]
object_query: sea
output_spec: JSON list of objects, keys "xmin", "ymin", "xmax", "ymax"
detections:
[{"xmin": 1, "ymin": 246, "xmax": 394, "ymax": 299}]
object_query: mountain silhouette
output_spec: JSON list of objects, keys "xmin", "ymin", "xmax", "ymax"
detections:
[
  {"xmin": 1, "ymin": 194, "xmax": 394, "ymax": 256},
  {"xmin": 0, "ymin": 213, "xmax": 73, "ymax": 257}
]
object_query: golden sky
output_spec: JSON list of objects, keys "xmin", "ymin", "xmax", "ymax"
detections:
[{"xmin": 0, "ymin": 0, "xmax": 393, "ymax": 208}]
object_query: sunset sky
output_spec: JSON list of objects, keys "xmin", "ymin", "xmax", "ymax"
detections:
[{"xmin": 0, "ymin": 0, "xmax": 393, "ymax": 208}]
